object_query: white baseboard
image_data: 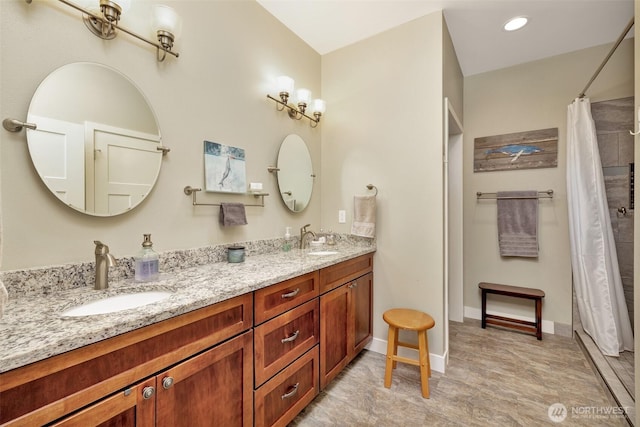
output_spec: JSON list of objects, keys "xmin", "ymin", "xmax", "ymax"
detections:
[
  {"xmin": 464, "ymin": 306, "xmax": 555, "ymax": 334},
  {"xmin": 365, "ymin": 337, "xmax": 446, "ymax": 374}
]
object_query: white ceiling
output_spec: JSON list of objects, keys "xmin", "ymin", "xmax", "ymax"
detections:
[{"xmin": 256, "ymin": 0, "xmax": 634, "ymax": 76}]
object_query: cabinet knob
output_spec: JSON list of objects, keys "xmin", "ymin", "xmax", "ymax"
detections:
[
  {"xmin": 281, "ymin": 288, "xmax": 300, "ymax": 299},
  {"xmin": 142, "ymin": 386, "xmax": 155, "ymax": 400},
  {"xmin": 348, "ymin": 281, "xmax": 358, "ymax": 289},
  {"xmin": 281, "ymin": 330, "xmax": 300, "ymax": 343},
  {"xmin": 162, "ymin": 376, "xmax": 174, "ymax": 390},
  {"xmin": 281, "ymin": 382, "xmax": 300, "ymax": 400}
]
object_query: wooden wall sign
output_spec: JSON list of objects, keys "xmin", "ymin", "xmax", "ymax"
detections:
[{"xmin": 474, "ymin": 128, "xmax": 558, "ymax": 172}]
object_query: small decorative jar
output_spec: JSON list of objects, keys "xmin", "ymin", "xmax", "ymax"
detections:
[{"xmin": 227, "ymin": 246, "xmax": 245, "ymax": 263}]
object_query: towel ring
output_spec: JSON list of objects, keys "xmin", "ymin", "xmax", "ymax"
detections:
[{"xmin": 366, "ymin": 184, "xmax": 378, "ymax": 196}]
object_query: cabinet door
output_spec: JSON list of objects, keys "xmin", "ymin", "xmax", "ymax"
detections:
[
  {"xmin": 155, "ymin": 331, "xmax": 253, "ymax": 427},
  {"xmin": 351, "ymin": 272, "xmax": 373, "ymax": 354},
  {"xmin": 50, "ymin": 379, "xmax": 156, "ymax": 427},
  {"xmin": 319, "ymin": 285, "xmax": 350, "ymax": 390}
]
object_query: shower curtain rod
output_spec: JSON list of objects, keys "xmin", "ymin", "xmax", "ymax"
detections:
[{"xmin": 578, "ymin": 17, "xmax": 634, "ymax": 99}]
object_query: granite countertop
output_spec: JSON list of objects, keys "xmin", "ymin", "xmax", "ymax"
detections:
[{"xmin": 0, "ymin": 244, "xmax": 374, "ymax": 373}]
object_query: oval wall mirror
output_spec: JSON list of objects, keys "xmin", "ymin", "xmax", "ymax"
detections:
[
  {"xmin": 276, "ymin": 134, "xmax": 314, "ymax": 212},
  {"xmin": 26, "ymin": 62, "xmax": 164, "ymax": 217}
]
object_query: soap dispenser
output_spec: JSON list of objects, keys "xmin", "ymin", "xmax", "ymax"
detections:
[
  {"xmin": 283, "ymin": 226, "xmax": 292, "ymax": 252},
  {"xmin": 135, "ymin": 234, "xmax": 159, "ymax": 282}
]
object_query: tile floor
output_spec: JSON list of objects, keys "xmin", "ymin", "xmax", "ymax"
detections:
[{"xmin": 291, "ymin": 320, "xmax": 631, "ymax": 426}]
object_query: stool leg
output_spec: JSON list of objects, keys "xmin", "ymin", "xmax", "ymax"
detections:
[
  {"xmin": 392, "ymin": 326, "xmax": 399, "ymax": 369},
  {"xmin": 384, "ymin": 325, "xmax": 397, "ymax": 389},
  {"xmin": 418, "ymin": 330, "xmax": 430, "ymax": 398}
]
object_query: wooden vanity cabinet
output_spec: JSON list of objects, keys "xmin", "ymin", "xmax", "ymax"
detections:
[
  {"xmin": 1, "ymin": 293, "xmax": 253, "ymax": 427},
  {"xmin": 253, "ymin": 272, "xmax": 320, "ymax": 427},
  {"xmin": 319, "ymin": 254, "xmax": 373, "ymax": 389},
  {"xmin": 50, "ymin": 331, "xmax": 254, "ymax": 427}
]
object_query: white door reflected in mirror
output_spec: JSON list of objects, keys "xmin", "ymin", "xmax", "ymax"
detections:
[{"xmin": 26, "ymin": 62, "xmax": 164, "ymax": 217}]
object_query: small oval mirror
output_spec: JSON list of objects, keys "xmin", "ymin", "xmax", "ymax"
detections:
[
  {"xmin": 26, "ymin": 62, "xmax": 163, "ymax": 216},
  {"xmin": 276, "ymin": 134, "xmax": 314, "ymax": 212}
]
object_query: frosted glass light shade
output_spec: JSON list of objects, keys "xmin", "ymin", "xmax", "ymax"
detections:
[
  {"xmin": 277, "ymin": 76, "xmax": 294, "ymax": 94},
  {"xmin": 77, "ymin": 0, "xmax": 100, "ymax": 10},
  {"xmin": 312, "ymin": 99, "xmax": 326, "ymax": 114},
  {"xmin": 112, "ymin": 0, "xmax": 131, "ymax": 13},
  {"xmin": 153, "ymin": 5, "xmax": 182, "ymax": 38},
  {"xmin": 296, "ymin": 88, "xmax": 312, "ymax": 105}
]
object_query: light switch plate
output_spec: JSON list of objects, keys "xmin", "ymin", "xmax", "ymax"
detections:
[{"xmin": 338, "ymin": 210, "xmax": 346, "ymax": 223}]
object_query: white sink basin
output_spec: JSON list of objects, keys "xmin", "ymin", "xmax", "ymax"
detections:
[
  {"xmin": 308, "ymin": 251, "xmax": 339, "ymax": 256},
  {"xmin": 61, "ymin": 291, "xmax": 172, "ymax": 317}
]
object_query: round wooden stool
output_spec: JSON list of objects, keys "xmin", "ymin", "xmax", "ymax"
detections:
[{"xmin": 383, "ymin": 308, "xmax": 435, "ymax": 398}]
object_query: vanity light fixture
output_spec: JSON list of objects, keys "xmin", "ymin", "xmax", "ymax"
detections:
[
  {"xmin": 267, "ymin": 76, "xmax": 326, "ymax": 128},
  {"xmin": 503, "ymin": 16, "xmax": 529, "ymax": 32},
  {"xmin": 25, "ymin": 0, "xmax": 181, "ymax": 62}
]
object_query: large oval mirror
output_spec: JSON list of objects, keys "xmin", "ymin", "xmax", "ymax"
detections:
[
  {"xmin": 26, "ymin": 62, "xmax": 163, "ymax": 216},
  {"xmin": 276, "ymin": 134, "xmax": 314, "ymax": 212}
]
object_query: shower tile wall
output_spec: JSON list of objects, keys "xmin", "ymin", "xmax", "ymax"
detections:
[{"xmin": 592, "ymin": 96, "xmax": 634, "ymax": 328}]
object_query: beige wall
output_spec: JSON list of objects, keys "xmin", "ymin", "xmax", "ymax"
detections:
[
  {"xmin": 0, "ymin": 0, "xmax": 321, "ymax": 270},
  {"xmin": 464, "ymin": 39, "xmax": 634, "ymax": 330},
  {"xmin": 321, "ymin": 12, "xmax": 452, "ymax": 357},
  {"xmin": 443, "ymin": 16, "xmax": 463, "ymax": 123}
]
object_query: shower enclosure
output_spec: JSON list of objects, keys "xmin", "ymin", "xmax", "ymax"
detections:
[
  {"xmin": 592, "ymin": 96, "xmax": 634, "ymax": 332},
  {"xmin": 591, "ymin": 96, "xmax": 635, "ymax": 399}
]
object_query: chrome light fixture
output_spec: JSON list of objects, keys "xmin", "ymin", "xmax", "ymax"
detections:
[
  {"xmin": 152, "ymin": 5, "xmax": 182, "ymax": 61},
  {"xmin": 267, "ymin": 76, "xmax": 326, "ymax": 128},
  {"xmin": 26, "ymin": 0, "xmax": 181, "ymax": 62}
]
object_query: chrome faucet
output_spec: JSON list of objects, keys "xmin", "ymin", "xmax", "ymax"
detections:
[
  {"xmin": 94, "ymin": 240, "xmax": 117, "ymax": 290},
  {"xmin": 299, "ymin": 224, "xmax": 317, "ymax": 249}
]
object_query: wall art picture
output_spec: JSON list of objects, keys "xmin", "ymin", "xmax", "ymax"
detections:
[
  {"xmin": 204, "ymin": 141, "xmax": 246, "ymax": 193},
  {"xmin": 474, "ymin": 127, "xmax": 558, "ymax": 172}
]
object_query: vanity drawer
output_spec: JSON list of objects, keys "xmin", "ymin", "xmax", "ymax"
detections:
[
  {"xmin": 254, "ymin": 299, "xmax": 319, "ymax": 387},
  {"xmin": 254, "ymin": 271, "xmax": 319, "ymax": 324},
  {"xmin": 319, "ymin": 253, "xmax": 373, "ymax": 293},
  {"xmin": 254, "ymin": 346, "xmax": 319, "ymax": 427}
]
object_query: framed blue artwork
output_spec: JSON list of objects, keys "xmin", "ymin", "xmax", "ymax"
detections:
[
  {"xmin": 204, "ymin": 141, "xmax": 247, "ymax": 193},
  {"xmin": 474, "ymin": 128, "xmax": 558, "ymax": 172}
]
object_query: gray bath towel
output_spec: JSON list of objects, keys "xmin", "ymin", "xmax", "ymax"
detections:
[
  {"xmin": 497, "ymin": 191, "xmax": 538, "ymax": 257},
  {"xmin": 219, "ymin": 203, "xmax": 247, "ymax": 227}
]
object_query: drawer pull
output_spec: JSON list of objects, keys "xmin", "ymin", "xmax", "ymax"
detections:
[
  {"xmin": 142, "ymin": 386, "xmax": 155, "ymax": 400},
  {"xmin": 281, "ymin": 382, "xmax": 300, "ymax": 400},
  {"xmin": 281, "ymin": 288, "xmax": 300, "ymax": 299},
  {"xmin": 162, "ymin": 376, "xmax": 174, "ymax": 390},
  {"xmin": 348, "ymin": 281, "xmax": 358, "ymax": 289},
  {"xmin": 281, "ymin": 330, "xmax": 300, "ymax": 343}
]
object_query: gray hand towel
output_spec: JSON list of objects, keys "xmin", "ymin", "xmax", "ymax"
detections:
[
  {"xmin": 219, "ymin": 203, "xmax": 247, "ymax": 227},
  {"xmin": 497, "ymin": 191, "xmax": 538, "ymax": 257}
]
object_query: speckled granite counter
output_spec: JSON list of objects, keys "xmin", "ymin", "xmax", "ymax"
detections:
[{"xmin": 0, "ymin": 242, "xmax": 375, "ymax": 373}]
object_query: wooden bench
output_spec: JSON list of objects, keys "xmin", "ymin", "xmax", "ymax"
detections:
[{"xmin": 479, "ymin": 282, "xmax": 545, "ymax": 340}]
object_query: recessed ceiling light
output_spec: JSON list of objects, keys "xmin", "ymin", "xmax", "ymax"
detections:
[{"xmin": 504, "ymin": 16, "xmax": 529, "ymax": 32}]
